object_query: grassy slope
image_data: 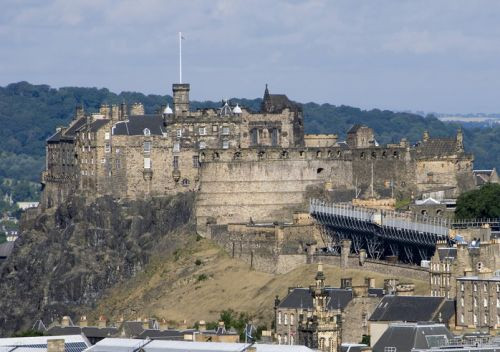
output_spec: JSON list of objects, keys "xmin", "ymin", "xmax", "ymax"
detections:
[{"xmin": 92, "ymin": 237, "xmax": 428, "ymax": 328}]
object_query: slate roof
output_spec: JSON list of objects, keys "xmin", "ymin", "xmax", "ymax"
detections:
[
  {"xmin": 46, "ymin": 130, "xmax": 63, "ymax": 143},
  {"xmin": 437, "ymin": 248, "xmax": 457, "ymax": 261},
  {"xmin": 64, "ymin": 117, "xmax": 87, "ymax": 137},
  {"xmin": 112, "ymin": 115, "xmax": 165, "ymax": 136},
  {"xmin": 369, "ymin": 296, "xmax": 451, "ymax": 322},
  {"xmin": 0, "ymin": 242, "xmax": 14, "ymax": 259},
  {"xmin": 89, "ymin": 119, "xmax": 110, "ymax": 132},
  {"xmin": 373, "ymin": 323, "xmax": 454, "ymax": 352},
  {"xmin": 278, "ymin": 287, "xmax": 353, "ymax": 310},
  {"xmin": 136, "ymin": 329, "xmax": 184, "ymax": 340},
  {"xmin": 46, "ymin": 326, "xmax": 118, "ymax": 339},
  {"xmin": 261, "ymin": 87, "xmax": 301, "ymax": 113},
  {"xmin": 417, "ymin": 138, "xmax": 459, "ymax": 158}
]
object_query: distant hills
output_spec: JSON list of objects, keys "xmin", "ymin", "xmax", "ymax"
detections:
[{"xmin": 0, "ymin": 81, "xmax": 499, "ymax": 203}]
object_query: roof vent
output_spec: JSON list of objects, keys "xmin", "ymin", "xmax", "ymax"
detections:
[
  {"xmin": 233, "ymin": 104, "xmax": 242, "ymax": 114},
  {"xmin": 163, "ymin": 104, "xmax": 173, "ymax": 115}
]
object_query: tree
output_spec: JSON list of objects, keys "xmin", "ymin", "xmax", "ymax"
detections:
[{"xmin": 455, "ymin": 183, "xmax": 500, "ymax": 219}]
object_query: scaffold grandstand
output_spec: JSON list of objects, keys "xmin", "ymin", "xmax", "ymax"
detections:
[{"xmin": 310, "ymin": 199, "xmax": 454, "ymax": 264}]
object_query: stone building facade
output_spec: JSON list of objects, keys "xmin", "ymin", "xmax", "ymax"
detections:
[
  {"xmin": 456, "ymin": 271, "xmax": 500, "ymax": 333},
  {"xmin": 41, "ymin": 81, "xmax": 476, "ymax": 238}
]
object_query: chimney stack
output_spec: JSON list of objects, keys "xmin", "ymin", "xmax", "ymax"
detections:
[
  {"xmin": 79, "ymin": 316, "xmax": 88, "ymax": 327},
  {"xmin": 130, "ymin": 103, "xmax": 145, "ymax": 116},
  {"xmin": 395, "ymin": 283, "xmax": 415, "ymax": 296},
  {"xmin": 159, "ymin": 318, "xmax": 168, "ymax": 331},
  {"xmin": 198, "ymin": 320, "xmax": 206, "ymax": 331},
  {"xmin": 47, "ymin": 339, "xmax": 65, "ymax": 352},
  {"xmin": 98, "ymin": 315, "xmax": 107, "ymax": 328},
  {"xmin": 61, "ymin": 316, "xmax": 72, "ymax": 327},
  {"xmin": 384, "ymin": 278, "xmax": 399, "ymax": 295}
]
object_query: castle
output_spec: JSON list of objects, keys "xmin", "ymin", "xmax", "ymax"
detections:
[{"xmin": 41, "ymin": 82, "xmax": 476, "ymax": 236}]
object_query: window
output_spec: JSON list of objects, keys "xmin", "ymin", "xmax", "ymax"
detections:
[
  {"xmin": 199, "ymin": 141, "xmax": 206, "ymax": 149},
  {"xmin": 144, "ymin": 141, "xmax": 151, "ymax": 153},
  {"xmin": 384, "ymin": 348, "xmax": 396, "ymax": 352},
  {"xmin": 290, "ymin": 314, "xmax": 294, "ymax": 325},
  {"xmin": 251, "ymin": 129, "xmax": 259, "ymax": 146},
  {"xmin": 460, "ymin": 314, "xmax": 464, "ymax": 324},
  {"xmin": 474, "ymin": 283, "xmax": 477, "ymax": 292},
  {"xmin": 199, "ymin": 127, "xmax": 207, "ymax": 135},
  {"xmin": 173, "ymin": 156, "xmax": 179, "ymax": 169},
  {"xmin": 277, "ymin": 334, "xmax": 281, "ymax": 345},
  {"xmin": 497, "ymin": 284, "xmax": 499, "ymax": 293},
  {"xmin": 176, "ymin": 129, "xmax": 182, "ymax": 138},
  {"xmin": 278, "ymin": 312, "xmax": 282, "ymax": 325},
  {"xmin": 497, "ymin": 298, "xmax": 500, "ymax": 308},
  {"xmin": 474, "ymin": 297, "xmax": 478, "ymax": 307},
  {"xmin": 461, "ymin": 283, "xmax": 465, "ymax": 292},
  {"xmin": 193, "ymin": 156, "xmax": 199, "ymax": 168},
  {"xmin": 222, "ymin": 140, "xmax": 229, "ymax": 149},
  {"xmin": 290, "ymin": 335, "xmax": 294, "ymax": 345},
  {"xmin": 222, "ymin": 126, "xmax": 230, "ymax": 135},
  {"xmin": 484, "ymin": 298, "xmax": 488, "ymax": 307},
  {"xmin": 271, "ymin": 129, "xmax": 279, "ymax": 146},
  {"xmin": 101, "ymin": 158, "xmax": 106, "ymax": 164},
  {"xmin": 182, "ymin": 178, "xmax": 190, "ymax": 187},
  {"xmin": 284, "ymin": 313, "xmax": 288, "ymax": 325},
  {"xmin": 144, "ymin": 157, "xmax": 151, "ymax": 169},
  {"xmin": 212, "ymin": 125, "xmax": 218, "ymax": 132},
  {"xmin": 484, "ymin": 284, "xmax": 488, "ymax": 292},
  {"xmin": 461, "ymin": 297, "xmax": 464, "ymax": 307},
  {"xmin": 105, "ymin": 143, "xmax": 111, "ymax": 153},
  {"xmin": 173, "ymin": 142, "xmax": 180, "ymax": 152},
  {"xmin": 105, "ymin": 132, "xmax": 110, "ymax": 140},
  {"xmin": 143, "ymin": 128, "xmax": 150, "ymax": 136}
]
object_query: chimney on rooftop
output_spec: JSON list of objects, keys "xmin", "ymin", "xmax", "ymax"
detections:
[
  {"xmin": 159, "ymin": 318, "xmax": 168, "ymax": 331},
  {"xmin": 395, "ymin": 283, "xmax": 415, "ymax": 296},
  {"xmin": 61, "ymin": 316, "xmax": 72, "ymax": 327},
  {"xmin": 198, "ymin": 320, "xmax": 206, "ymax": 331},
  {"xmin": 130, "ymin": 102, "xmax": 145, "ymax": 116},
  {"xmin": 142, "ymin": 318, "xmax": 150, "ymax": 330},
  {"xmin": 98, "ymin": 315, "xmax": 107, "ymax": 328},
  {"xmin": 47, "ymin": 339, "xmax": 65, "ymax": 352},
  {"xmin": 79, "ymin": 316, "xmax": 88, "ymax": 327}
]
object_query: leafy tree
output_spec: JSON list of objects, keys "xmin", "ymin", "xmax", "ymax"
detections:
[{"xmin": 455, "ymin": 183, "xmax": 500, "ymax": 219}]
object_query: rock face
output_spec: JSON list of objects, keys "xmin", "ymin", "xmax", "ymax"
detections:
[{"xmin": 0, "ymin": 193, "xmax": 194, "ymax": 335}]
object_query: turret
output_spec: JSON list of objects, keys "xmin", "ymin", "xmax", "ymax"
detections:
[
  {"xmin": 172, "ymin": 83, "xmax": 190, "ymax": 116},
  {"xmin": 456, "ymin": 128, "xmax": 464, "ymax": 152}
]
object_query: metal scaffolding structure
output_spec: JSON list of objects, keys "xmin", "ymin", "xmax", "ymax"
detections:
[{"xmin": 310, "ymin": 199, "xmax": 455, "ymax": 264}]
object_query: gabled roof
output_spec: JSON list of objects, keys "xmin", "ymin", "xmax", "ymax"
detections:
[
  {"xmin": 112, "ymin": 115, "xmax": 165, "ymax": 136},
  {"xmin": 89, "ymin": 119, "xmax": 110, "ymax": 132},
  {"xmin": 278, "ymin": 287, "xmax": 353, "ymax": 310},
  {"xmin": 373, "ymin": 323, "xmax": 454, "ymax": 352},
  {"xmin": 64, "ymin": 117, "xmax": 87, "ymax": 137},
  {"xmin": 369, "ymin": 296, "xmax": 451, "ymax": 322}
]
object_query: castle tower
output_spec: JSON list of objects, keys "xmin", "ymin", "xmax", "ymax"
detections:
[{"xmin": 172, "ymin": 83, "xmax": 190, "ymax": 116}]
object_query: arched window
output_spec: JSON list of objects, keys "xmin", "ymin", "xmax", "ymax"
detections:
[
  {"xmin": 278, "ymin": 311, "xmax": 282, "ymax": 325},
  {"xmin": 290, "ymin": 313, "xmax": 295, "ymax": 325},
  {"xmin": 284, "ymin": 313, "xmax": 288, "ymax": 325}
]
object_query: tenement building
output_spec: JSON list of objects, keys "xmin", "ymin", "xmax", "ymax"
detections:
[
  {"xmin": 274, "ymin": 264, "xmax": 384, "ymax": 347},
  {"xmin": 455, "ymin": 268, "xmax": 500, "ymax": 333},
  {"xmin": 41, "ymin": 80, "xmax": 476, "ymax": 237}
]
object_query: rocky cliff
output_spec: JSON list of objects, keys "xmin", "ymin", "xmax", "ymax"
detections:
[{"xmin": 0, "ymin": 193, "xmax": 195, "ymax": 335}]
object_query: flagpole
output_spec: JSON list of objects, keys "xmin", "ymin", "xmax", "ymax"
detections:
[{"xmin": 179, "ymin": 32, "xmax": 182, "ymax": 83}]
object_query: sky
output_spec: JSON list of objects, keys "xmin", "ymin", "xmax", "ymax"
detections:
[{"xmin": 2, "ymin": 0, "xmax": 500, "ymax": 113}]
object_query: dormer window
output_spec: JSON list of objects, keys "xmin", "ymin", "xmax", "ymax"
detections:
[{"xmin": 143, "ymin": 128, "xmax": 151, "ymax": 136}]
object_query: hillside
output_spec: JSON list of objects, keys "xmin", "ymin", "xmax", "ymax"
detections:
[
  {"xmin": 0, "ymin": 193, "xmax": 195, "ymax": 335},
  {"xmin": 0, "ymin": 81, "xmax": 499, "ymax": 207},
  {"xmin": 91, "ymin": 237, "xmax": 429, "ymax": 328}
]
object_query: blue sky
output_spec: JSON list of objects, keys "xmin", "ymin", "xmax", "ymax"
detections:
[{"xmin": 2, "ymin": 0, "xmax": 500, "ymax": 113}]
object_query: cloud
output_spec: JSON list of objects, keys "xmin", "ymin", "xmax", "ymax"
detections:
[{"xmin": 2, "ymin": 0, "xmax": 500, "ymax": 112}]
